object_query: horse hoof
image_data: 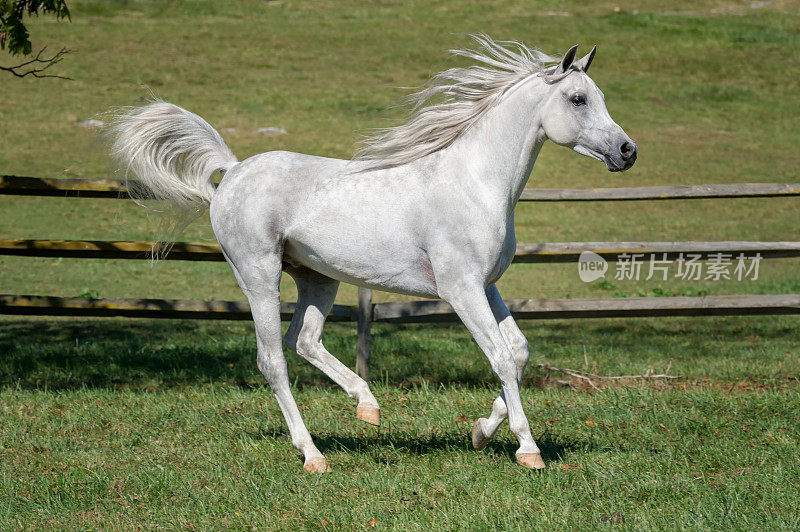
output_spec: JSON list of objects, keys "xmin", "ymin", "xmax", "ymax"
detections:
[
  {"xmin": 357, "ymin": 404, "xmax": 380, "ymax": 426},
  {"xmin": 516, "ymin": 452, "xmax": 546, "ymax": 470},
  {"xmin": 303, "ymin": 457, "xmax": 332, "ymax": 473},
  {"xmin": 472, "ymin": 418, "xmax": 491, "ymax": 451}
]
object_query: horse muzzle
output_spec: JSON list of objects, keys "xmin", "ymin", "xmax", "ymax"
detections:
[{"xmin": 605, "ymin": 139, "xmax": 638, "ymax": 172}]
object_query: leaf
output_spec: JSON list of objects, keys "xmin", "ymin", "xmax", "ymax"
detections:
[{"xmin": 0, "ymin": 0, "xmax": 71, "ymax": 55}]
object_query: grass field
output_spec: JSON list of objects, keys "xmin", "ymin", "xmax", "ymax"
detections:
[
  {"xmin": 1, "ymin": 315, "xmax": 799, "ymax": 529},
  {"xmin": 1, "ymin": 0, "xmax": 799, "ymax": 529}
]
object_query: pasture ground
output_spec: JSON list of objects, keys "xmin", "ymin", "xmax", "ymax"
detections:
[
  {"xmin": 1, "ymin": 0, "xmax": 798, "ymax": 529},
  {"xmin": 1, "ymin": 316, "xmax": 799, "ymax": 530}
]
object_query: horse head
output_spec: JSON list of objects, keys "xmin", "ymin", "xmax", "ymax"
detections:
[{"xmin": 540, "ymin": 45, "xmax": 638, "ymax": 172}]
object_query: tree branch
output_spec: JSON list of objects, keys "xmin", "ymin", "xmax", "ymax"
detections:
[
  {"xmin": 0, "ymin": 46, "xmax": 72, "ymax": 79},
  {"xmin": 536, "ymin": 362, "xmax": 682, "ymax": 391}
]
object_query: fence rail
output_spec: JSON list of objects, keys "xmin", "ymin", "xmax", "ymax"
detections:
[
  {"xmin": 371, "ymin": 294, "xmax": 800, "ymax": 322},
  {"xmin": 2, "ymin": 293, "xmax": 797, "ymax": 322},
  {"xmin": 0, "ymin": 294, "xmax": 354, "ymax": 321},
  {"xmin": 0, "ymin": 176, "xmax": 130, "ymax": 198},
  {"xmin": 0, "ymin": 239, "xmax": 224, "ymax": 261},
  {"xmin": 3, "ymin": 175, "xmax": 800, "ymax": 201},
  {"xmin": 512, "ymin": 241, "xmax": 800, "ymax": 262},
  {"xmin": 3, "ymin": 239, "xmax": 800, "ymax": 262},
  {"xmin": 518, "ymin": 183, "xmax": 800, "ymax": 201}
]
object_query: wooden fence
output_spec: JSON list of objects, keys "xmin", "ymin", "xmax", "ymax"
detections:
[{"xmin": 2, "ymin": 174, "xmax": 799, "ymax": 379}]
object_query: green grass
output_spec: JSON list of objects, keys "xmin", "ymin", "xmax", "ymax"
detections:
[
  {"xmin": 1, "ymin": 0, "xmax": 799, "ymax": 529},
  {"xmin": 2, "ymin": 383, "xmax": 799, "ymax": 530},
  {"xmin": 1, "ymin": 315, "xmax": 799, "ymax": 529}
]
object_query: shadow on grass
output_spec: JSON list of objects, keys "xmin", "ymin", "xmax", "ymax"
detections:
[
  {"xmin": 317, "ymin": 433, "xmax": 601, "ymax": 464},
  {"xmin": 0, "ymin": 318, "xmax": 260, "ymax": 389},
  {"xmin": 0, "ymin": 316, "xmax": 795, "ymax": 390},
  {"xmin": 250, "ymin": 427, "xmax": 656, "ymax": 466},
  {"xmin": 314, "ymin": 433, "xmax": 580, "ymax": 463},
  {"xmin": 0, "ymin": 317, "xmax": 498, "ymax": 390}
]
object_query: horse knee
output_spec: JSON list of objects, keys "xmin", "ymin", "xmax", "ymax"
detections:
[{"xmin": 489, "ymin": 352, "xmax": 519, "ymax": 386}]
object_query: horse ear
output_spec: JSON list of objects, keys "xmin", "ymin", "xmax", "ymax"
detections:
[
  {"xmin": 576, "ymin": 45, "xmax": 597, "ymax": 73},
  {"xmin": 559, "ymin": 44, "xmax": 579, "ymax": 73},
  {"xmin": 544, "ymin": 44, "xmax": 581, "ymax": 84}
]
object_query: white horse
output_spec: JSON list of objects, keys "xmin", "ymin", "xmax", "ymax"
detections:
[{"xmin": 108, "ymin": 35, "xmax": 637, "ymax": 473}]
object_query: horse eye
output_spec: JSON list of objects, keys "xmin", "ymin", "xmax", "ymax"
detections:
[{"xmin": 570, "ymin": 93, "xmax": 586, "ymax": 106}]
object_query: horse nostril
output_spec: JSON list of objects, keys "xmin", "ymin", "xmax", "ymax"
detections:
[{"xmin": 620, "ymin": 142, "xmax": 633, "ymax": 159}]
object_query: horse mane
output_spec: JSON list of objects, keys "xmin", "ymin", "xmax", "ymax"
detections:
[{"xmin": 355, "ymin": 34, "xmax": 560, "ymax": 169}]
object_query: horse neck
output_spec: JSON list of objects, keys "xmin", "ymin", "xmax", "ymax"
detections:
[{"xmin": 448, "ymin": 78, "xmax": 548, "ymax": 213}]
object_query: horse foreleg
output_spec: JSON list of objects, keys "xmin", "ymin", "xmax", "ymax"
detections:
[
  {"xmin": 441, "ymin": 282, "xmax": 544, "ymax": 470},
  {"xmin": 471, "ymin": 285, "xmax": 531, "ymax": 453},
  {"xmin": 284, "ymin": 270, "xmax": 381, "ymax": 426}
]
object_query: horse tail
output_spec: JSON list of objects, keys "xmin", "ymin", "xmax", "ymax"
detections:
[{"xmin": 106, "ymin": 100, "xmax": 238, "ymax": 253}]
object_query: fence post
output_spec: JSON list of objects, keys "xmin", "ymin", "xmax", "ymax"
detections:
[{"xmin": 356, "ymin": 287, "xmax": 373, "ymax": 380}]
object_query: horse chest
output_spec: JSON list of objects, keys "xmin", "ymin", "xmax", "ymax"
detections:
[{"xmin": 456, "ymin": 218, "xmax": 516, "ymax": 285}]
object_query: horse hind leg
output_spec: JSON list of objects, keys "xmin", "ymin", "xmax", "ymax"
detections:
[
  {"xmin": 284, "ymin": 268, "xmax": 381, "ymax": 426},
  {"xmin": 223, "ymin": 250, "xmax": 331, "ymax": 473}
]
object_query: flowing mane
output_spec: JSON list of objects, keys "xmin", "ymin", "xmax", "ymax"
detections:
[{"xmin": 355, "ymin": 34, "xmax": 560, "ymax": 169}]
